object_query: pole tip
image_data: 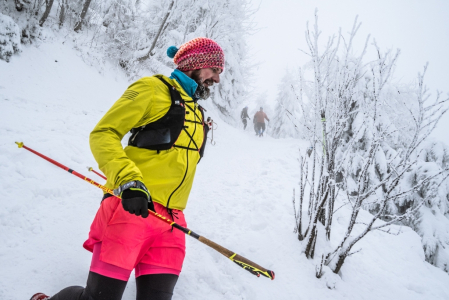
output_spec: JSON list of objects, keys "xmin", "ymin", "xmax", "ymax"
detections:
[
  {"xmin": 87, "ymin": 166, "xmax": 93, "ymax": 171},
  {"xmin": 15, "ymin": 141, "xmax": 24, "ymax": 148}
]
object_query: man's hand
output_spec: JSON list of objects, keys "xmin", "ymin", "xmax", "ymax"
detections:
[{"xmin": 116, "ymin": 181, "xmax": 155, "ymax": 218}]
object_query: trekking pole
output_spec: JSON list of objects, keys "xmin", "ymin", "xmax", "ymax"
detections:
[
  {"xmin": 87, "ymin": 166, "xmax": 107, "ymax": 180},
  {"xmin": 15, "ymin": 142, "xmax": 275, "ymax": 280}
]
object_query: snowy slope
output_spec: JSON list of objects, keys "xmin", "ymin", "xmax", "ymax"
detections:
[{"xmin": 1, "ymin": 40, "xmax": 449, "ymax": 300}]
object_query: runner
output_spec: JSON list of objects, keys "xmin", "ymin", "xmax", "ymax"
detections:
[
  {"xmin": 253, "ymin": 107, "xmax": 270, "ymax": 137},
  {"xmin": 30, "ymin": 37, "xmax": 225, "ymax": 300},
  {"xmin": 240, "ymin": 106, "xmax": 250, "ymax": 129}
]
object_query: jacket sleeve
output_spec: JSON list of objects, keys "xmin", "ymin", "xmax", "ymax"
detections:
[
  {"xmin": 264, "ymin": 113, "xmax": 270, "ymax": 121},
  {"xmin": 89, "ymin": 78, "xmax": 153, "ymax": 188}
]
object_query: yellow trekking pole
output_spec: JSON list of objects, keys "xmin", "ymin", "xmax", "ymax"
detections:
[{"xmin": 16, "ymin": 142, "xmax": 275, "ymax": 280}]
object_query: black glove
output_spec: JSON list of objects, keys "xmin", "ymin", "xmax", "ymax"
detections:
[{"xmin": 115, "ymin": 181, "xmax": 155, "ymax": 218}]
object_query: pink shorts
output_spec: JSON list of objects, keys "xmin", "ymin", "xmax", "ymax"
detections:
[
  {"xmin": 90, "ymin": 242, "xmax": 180, "ymax": 281},
  {"xmin": 83, "ymin": 196, "xmax": 186, "ymax": 280}
]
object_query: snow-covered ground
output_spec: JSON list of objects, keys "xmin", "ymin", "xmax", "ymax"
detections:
[{"xmin": 1, "ymin": 39, "xmax": 449, "ymax": 300}]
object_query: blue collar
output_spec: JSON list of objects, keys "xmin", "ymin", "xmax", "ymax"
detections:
[{"xmin": 170, "ymin": 69, "xmax": 198, "ymax": 99}]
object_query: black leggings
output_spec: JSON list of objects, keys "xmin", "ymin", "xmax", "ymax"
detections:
[{"xmin": 50, "ymin": 271, "xmax": 178, "ymax": 300}]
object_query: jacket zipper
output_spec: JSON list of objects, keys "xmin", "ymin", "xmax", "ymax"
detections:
[{"xmin": 166, "ymin": 103, "xmax": 198, "ymax": 209}]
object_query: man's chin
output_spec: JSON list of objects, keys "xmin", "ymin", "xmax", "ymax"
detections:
[
  {"xmin": 191, "ymin": 71, "xmax": 211, "ymax": 99},
  {"xmin": 193, "ymin": 84, "xmax": 211, "ymax": 100}
]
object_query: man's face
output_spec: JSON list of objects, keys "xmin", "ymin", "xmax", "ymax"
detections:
[{"xmin": 191, "ymin": 67, "xmax": 222, "ymax": 100}]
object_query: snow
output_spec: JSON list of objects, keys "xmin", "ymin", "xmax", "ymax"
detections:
[{"xmin": 1, "ymin": 38, "xmax": 449, "ymax": 300}]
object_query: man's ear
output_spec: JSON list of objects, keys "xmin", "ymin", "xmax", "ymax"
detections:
[{"xmin": 184, "ymin": 70, "xmax": 193, "ymax": 78}]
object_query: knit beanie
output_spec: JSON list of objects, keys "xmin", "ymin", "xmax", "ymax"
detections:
[{"xmin": 167, "ymin": 37, "xmax": 225, "ymax": 72}]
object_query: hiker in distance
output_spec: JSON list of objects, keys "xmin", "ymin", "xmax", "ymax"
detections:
[
  {"xmin": 31, "ymin": 37, "xmax": 225, "ymax": 300},
  {"xmin": 240, "ymin": 106, "xmax": 251, "ymax": 129},
  {"xmin": 253, "ymin": 107, "xmax": 270, "ymax": 137}
]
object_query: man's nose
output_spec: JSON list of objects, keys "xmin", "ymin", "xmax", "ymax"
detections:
[{"xmin": 212, "ymin": 73, "xmax": 220, "ymax": 83}]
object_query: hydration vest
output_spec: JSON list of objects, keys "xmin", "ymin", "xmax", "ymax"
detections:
[{"xmin": 128, "ymin": 77, "xmax": 209, "ymax": 158}]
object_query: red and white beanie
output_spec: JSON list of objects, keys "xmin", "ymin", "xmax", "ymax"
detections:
[{"xmin": 167, "ymin": 37, "xmax": 225, "ymax": 72}]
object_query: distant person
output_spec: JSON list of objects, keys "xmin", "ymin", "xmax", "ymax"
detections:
[
  {"xmin": 240, "ymin": 106, "xmax": 250, "ymax": 129},
  {"xmin": 253, "ymin": 107, "xmax": 270, "ymax": 137}
]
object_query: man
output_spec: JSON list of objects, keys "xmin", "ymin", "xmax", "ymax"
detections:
[
  {"xmin": 240, "ymin": 106, "xmax": 250, "ymax": 129},
  {"xmin": 253, "ymin": 107, "xmax": 269, "ymax": 137},
  {"xmin": 31, "ymin": 37, "xmax": 224, "ymax": 300}
]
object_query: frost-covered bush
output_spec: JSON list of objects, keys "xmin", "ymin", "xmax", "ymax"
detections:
[
  {"xmin": 21, "ymin": 19, "xmax": 40, "ymax": 45},
  {"xmin": 292, "ymin": 13, "xmax": 449, "ymax": 275},
  {"xmin": 333, "ymin": 65, "xmax": 449, "ymax": 274},
  {"xmin": 0, "ymin": 13, "xmax": 21, "ymax": 62}
]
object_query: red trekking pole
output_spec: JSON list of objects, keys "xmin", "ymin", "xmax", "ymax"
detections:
[
  {"xmin": 15, "ymin": 142, "xmax": 275, "ymax": 280},
  {"xmin": 15, "ymin": 142, "xmax": 111, "ymax": 194}
]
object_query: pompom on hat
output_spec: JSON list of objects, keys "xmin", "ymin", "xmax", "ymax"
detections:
[{"xmin": 167, "ymin": 37, "xmax": 224, "ymax": 72}]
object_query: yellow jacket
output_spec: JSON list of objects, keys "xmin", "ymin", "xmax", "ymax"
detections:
[{"xmin": 90, "ymin": 75, "xmax": 204, "ymax": 210}]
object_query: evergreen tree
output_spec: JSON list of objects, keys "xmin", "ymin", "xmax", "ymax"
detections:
[{"xmin": 271, "ymin": 70, "xmax": 302, "ymax": 139}]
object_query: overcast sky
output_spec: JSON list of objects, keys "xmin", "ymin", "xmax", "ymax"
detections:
[{"xmin": 247, "ymin": 0, "xmax": 449, "ymax": 139}]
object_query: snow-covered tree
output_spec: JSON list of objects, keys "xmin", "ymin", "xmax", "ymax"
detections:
[
  {"xmin": 2, "ymin": 0, "xmax": 254, "ymax": 122},
  {"xmin": 271, "ymin": 70, "xmax": 302, "ymax": 139},
  {"xmin": 0, "ymin": 13, "xmax": 21, "ymax": 62}
]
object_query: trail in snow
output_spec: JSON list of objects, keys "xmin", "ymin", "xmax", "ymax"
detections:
[{"xmin": 1, "ymin": 40, "xmax": 449, "ymax": 300}]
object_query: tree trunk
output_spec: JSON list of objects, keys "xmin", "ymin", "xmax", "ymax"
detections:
[
  {"xmin": 297, "ymin": 160, "xmax": 304, "ymax": 240},
  {"xmin": 34, "ymin": 0, "xmax": 45, "ymax": 16},
  {"xmin": 39, "ymin": 0, "xmax": 55, "ymax": 27},
  {"xmin": 333, "ymin": 250, "xmax": 349, "ymax": 274},
  {"xmin": 15, "ymin": 0, "xmax": 23, "ymax": 11},
  {"xmin": 74, "ymin": 0, "xmax": 92, "ymax": 32},
  {"xmin": 138, "ymin": 0, "xmax": 174, "ymax": 62},
  {"xmin": 305, "ymin": 225, "xmax": 317, "ymax": 258},
  {"xmin": 59, "ymin": 0, "xmax": 67, "ymax": 28},
  {"xmin": 325, "ymin": 176, "xmax": 335, "ymax": 240}
]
